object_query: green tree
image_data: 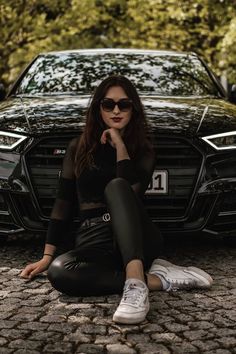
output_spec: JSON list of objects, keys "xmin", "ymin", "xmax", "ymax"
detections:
[{"xmin": 1, "ymin": 0, "xmax": 236, "ymax": 86}]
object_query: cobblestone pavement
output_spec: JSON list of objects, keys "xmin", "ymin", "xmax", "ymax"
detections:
[{"xmin": 0, "ymin": 233, "xmax": 236, "ymax": 354}]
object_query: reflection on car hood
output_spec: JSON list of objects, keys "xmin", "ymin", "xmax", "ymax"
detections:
[{"xmin": 0, "ymin": 95, "xmax": 236, "ymax": 136}]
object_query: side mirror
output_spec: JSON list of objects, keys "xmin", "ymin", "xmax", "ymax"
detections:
[
  {"xmin": 0, "ymin": 83, "xmax": 6, "ymax": 101},
  {"xmin": 229, "ymin": 84, "xmax": 236, "ymax": 104}
]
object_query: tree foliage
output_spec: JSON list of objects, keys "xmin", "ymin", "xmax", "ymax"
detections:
[{"xmin": 1, "ymin": 0, "xmax": 236, "ymax": 87}]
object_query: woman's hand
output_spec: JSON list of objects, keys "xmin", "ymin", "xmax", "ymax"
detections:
[
  {"xmin": 101, "ymin": 128, "xmax": 130, "ymax": 161},
  {"xmin": 19, "ymin": 257, "xmax": 52, "ymax": 280},
  {"xmin": 100, "ymin": 128, "xmax": 124, "ymax": 148}
]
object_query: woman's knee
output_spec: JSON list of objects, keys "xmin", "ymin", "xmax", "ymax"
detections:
[
  {"xmin": 105, "ymin": 177, "xmax": 130, "ymax": 196},
  {"xmin": 47, "ymin": 254, "xmax": 67, "ymax": 286}
]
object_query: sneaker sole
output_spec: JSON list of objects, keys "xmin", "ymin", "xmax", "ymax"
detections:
[
  {"xmin": 151, "ymin": 259, "xmax": 213, "ymax": 288},
  {"xmin": 113, "ymin": 309, "xmax": 149, "ymax": 324}
]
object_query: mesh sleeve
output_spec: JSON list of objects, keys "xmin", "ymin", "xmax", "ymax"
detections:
[
  {"xmin": 117, "ymin": 147, "xmax": 156, "ymax": 197},
  {"xmin": 46, "ymin": 138, "xmax": 78, "ymax": 246}
]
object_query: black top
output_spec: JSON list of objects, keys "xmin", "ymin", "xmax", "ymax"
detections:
[{"xmin": 46, "ymin": 137, "xmax": 155, "ymax": 246}]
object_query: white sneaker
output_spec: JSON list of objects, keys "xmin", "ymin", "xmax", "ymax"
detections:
[
  {"xmin": 113, "ymin": 278, "xmax": 149, "ymax": 324},
  {"xmin": 149, "ymin": 258, "xmax": 213, "ymax": 291}
]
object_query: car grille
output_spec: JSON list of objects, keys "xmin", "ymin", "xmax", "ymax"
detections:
[
  {"xmin": 25, "ymin": 135, "xmax": 202, "ymax": 219},
  {"xmin": 144, "ymin": 136, "xmax": 202, "ymax": 219}
]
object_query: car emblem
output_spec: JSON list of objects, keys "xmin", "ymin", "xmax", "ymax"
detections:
[{"xmin": 53, "ymin": 149, "xmax": 66, "ymax": 155}]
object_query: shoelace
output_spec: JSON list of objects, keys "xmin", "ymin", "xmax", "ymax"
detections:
[{"xmin": 121, "ymin": 284, "xmax": 145, "ymax": 306}]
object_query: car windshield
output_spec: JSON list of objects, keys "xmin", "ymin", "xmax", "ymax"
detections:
[{"xmin": 15, "ymin": 52, "xmax": 219, "ymax": 97}]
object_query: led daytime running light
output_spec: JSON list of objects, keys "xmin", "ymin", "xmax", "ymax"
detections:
[
  {"xmin": 202, "ymin": 131, "xmax": 236, "ymax": 150},
  {"xmin": 0, "ymin": 131, "xmax": 27, "ymax": 150}
]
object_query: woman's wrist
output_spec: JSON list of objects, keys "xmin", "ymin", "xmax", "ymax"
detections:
[
  {"xmin": 116, "ymin": 143, "xmax": 130, "ymax": 161},
  {"xmin": 43, "ymin": 253, "xmax": 54, "ymax": 257}
]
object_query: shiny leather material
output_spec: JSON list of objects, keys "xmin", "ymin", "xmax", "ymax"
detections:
[{"xmin": 47, "ymin": 178, "xmax": 163, "ymax": 296}]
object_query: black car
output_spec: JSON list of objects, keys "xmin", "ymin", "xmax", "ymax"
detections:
[{"xmin": 0, "ymin": 48, "xmax": 236, "ymax": 239}]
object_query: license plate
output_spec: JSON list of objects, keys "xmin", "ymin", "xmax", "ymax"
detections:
[{"xmin": 146, "ymin": 170, "xmax": 168, "ymax": 195}]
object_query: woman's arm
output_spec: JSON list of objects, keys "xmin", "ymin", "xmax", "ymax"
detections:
[
  {"xmin": 101, "ymin": 128, "xmax": 155, "ymax": 196},
  {"xmin": 20, "ymin": 138, "xmax": 78, "ymax": 279}
]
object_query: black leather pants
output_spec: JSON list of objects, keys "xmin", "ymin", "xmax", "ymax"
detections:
[{"xmin": 47, "ymin": 178, "xmax": 163, "ymax": 296}]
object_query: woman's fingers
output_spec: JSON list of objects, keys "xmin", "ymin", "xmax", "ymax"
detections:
[
  {"xmin": 20, "ymin": 264, "xmax": 35, "ymax": 278},
  {"xmin": 29, "ymin": 266, "xmax": 42, "ymax": 279},
  {"xmin": 20, "ymin": 262, "xmax": 45, "ymax": 279},
  {"xmin": 100, "ymin": 131, "xmax": 107, "ymax": 144}
]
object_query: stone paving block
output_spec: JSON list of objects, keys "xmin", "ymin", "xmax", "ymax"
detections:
[
  {"xmin": 47, "ymin": 323, "xmax": 77, "ymax": 334},
  {"xmin": 188, "ymin": 320, "xmax": 215, "ymax": 330},
  {"xmin": 29, "ymin": 331, "xmax": 62, "ymax": 341},
  {"xmin": 8, "ymin": 339, "xmax": 42, "ymax": 350},
  {"xmin": 80, "ymin": 323, "xmax": 107, "ymax": 335},
  {"xmin": 141, "ymin": 323, "xmax": 164, "ymax": 333},
  {"xmin": 19, "ymin": 299, "xmax": 47, "ymax": 307},
  {"xmin": 40, "ymin": 314, "xmax": 67, "ymax": 323},
  {"xmin": 0, "ymin": 320, "xmax": 19, "ymax": 329},
  {"xmin": 164, "ymin": 322, "xmax": 190, "ymax": 332},
  {"xmin": 63, "ymin": 330, "xmax": 92, "ymax": 344},
  {"xmin": 68, "ymin": 315, "xmax": 91, "ymax": 324},
  {"xmin": 126, "ymin": 333, "xmax": 151, "ymax": 344},
  {"xmin": 0, "ymin": 336, "xmax": 8, "ymax": 346},
  {"xmin": 110, "ymin": 324, "xmax": 140, "ymax": 335},
  {"xmin": 43, "ymin": 342, "xmax": 74, "ymax": 353},
  {"xmin": 17, "ymin": 322, "xmax": 49, "ymax": 331},
  {"xmin": 210, "ymin": 328, "xmax": 236, "ymax": 338},
  {"xmin": 183, "ymin": 329, "xmax": 215, "ymax": 341},
  {"xmin": 169, "ymin": 341, "xmax": 199, "ymax": 353},
  {"xmin": 94, "ymin": 334, "xmax": 121, "ymax": 344},
  {"xmin": 217, "ymin": 337, "xmax": 236, "ymax": 349},
  {"xmin": 192, "ymin": 311, "xmax": 215, "ymax": 321},
  {"xmin": 152, "ymin": 332, "xmax": 183, "ymax": 344},
  {"xmin": 0, "ymin": 349, "xmax": 14, "ymax": 354},
  {"xmin": 0, "ymin": 329, "xmax": 30, "ymax": 339},
  {"xmin": 10, "ymin": 313, "xmax": 40, "ymax": 322},
  {"xmin": 191, "ymin": 339, "xmax": 220, "ymax": 351},
  {"xmin": 23, "ymin": 288, "xmax": 51, "ymax": 295},
  {"xmin": 135, "ymin": 342, "xmax": 170, "ymax": 354},
  {"xmin": 76, "ymin": 343, "xmax": 105, "ymax": 353},
  {"xmin": 172, "ymin": 313, "xmax": 194, "ymax": 323},
  {"xmin": 106, "ymin": 343, "xmax": 136, "ymax": 354},
  {"xmin": 92, "ymin": 316, "xmax": 113, "ymax": 326},
  {"xmin": 0, "ymin": 313, "xmax": 10, "ymax": 320}
]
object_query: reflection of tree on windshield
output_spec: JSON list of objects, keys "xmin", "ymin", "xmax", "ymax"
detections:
[{"xmin": 16, "ymin": 53, "xmax": 219, "ymax": 97}]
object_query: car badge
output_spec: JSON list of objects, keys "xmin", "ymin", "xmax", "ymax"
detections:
[{"xmin": 53, "ymin": 149, "xmax": 66, "ymax": 155}]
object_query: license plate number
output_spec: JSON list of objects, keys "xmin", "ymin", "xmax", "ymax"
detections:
[{"xmin": 146, "ymin": 170, "xmax": 168, "ymax": 195}]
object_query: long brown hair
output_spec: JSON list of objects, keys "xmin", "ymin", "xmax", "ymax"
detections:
[{"xmin": 74, "ymin": 75, "xmax": 151, "ymax": 177}]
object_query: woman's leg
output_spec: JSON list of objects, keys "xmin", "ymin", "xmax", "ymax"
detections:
[
  {"xmin": 47, "ymin": 223, "xmax": 125, "ymax": 296},
  {"xmin": 105, "ymin": 178, "xmax": 164, "ymax": 324},
  {"xmin": 104, "ymin": 178, "xmax": 163, "ymax": 274}
]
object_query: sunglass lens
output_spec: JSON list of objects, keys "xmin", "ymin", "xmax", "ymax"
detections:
[
  {"xmin": 101, "ymin": 99, "xmax": 115, "ymax": 111},
  {"xmin": 118, "ymin": 100, "xmax": 132, "ymax": 111}
]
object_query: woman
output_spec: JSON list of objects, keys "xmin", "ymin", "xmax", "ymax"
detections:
[{"xmin": 20, "ymin": 75, "xmax": 213, "ymax": 324}]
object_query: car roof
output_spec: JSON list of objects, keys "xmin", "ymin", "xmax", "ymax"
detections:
[{"xmin": 42, "ymin": 48, "xmax": 197, "ymax": 57}]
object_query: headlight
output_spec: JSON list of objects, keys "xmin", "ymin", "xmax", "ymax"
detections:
[
  {"xmin": 0, "ymin": 131, "xmax": 27, "ymax": 150},
  {"xmin": 202, "ymin": 131, "xmax": 236, "ymax": 150}
]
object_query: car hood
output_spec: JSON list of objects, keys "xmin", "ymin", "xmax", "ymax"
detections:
[{"xmin": 0, "ymin": 95, "xmax": 236, "ymax": 136}]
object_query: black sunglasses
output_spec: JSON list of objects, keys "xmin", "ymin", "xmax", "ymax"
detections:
[{"xmin": 100, "ymin": 98, "xmax": 133, "ymax": 112}]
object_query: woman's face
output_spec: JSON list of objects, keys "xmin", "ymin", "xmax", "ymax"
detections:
[{"xmin": 100, "ymin": 86, "xmax": 132, "ymax": 132}]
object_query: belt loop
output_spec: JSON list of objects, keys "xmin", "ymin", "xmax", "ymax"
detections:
[{"xmin": 102, "ymin": 213, "xmax": 111, "ymax": 222}]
